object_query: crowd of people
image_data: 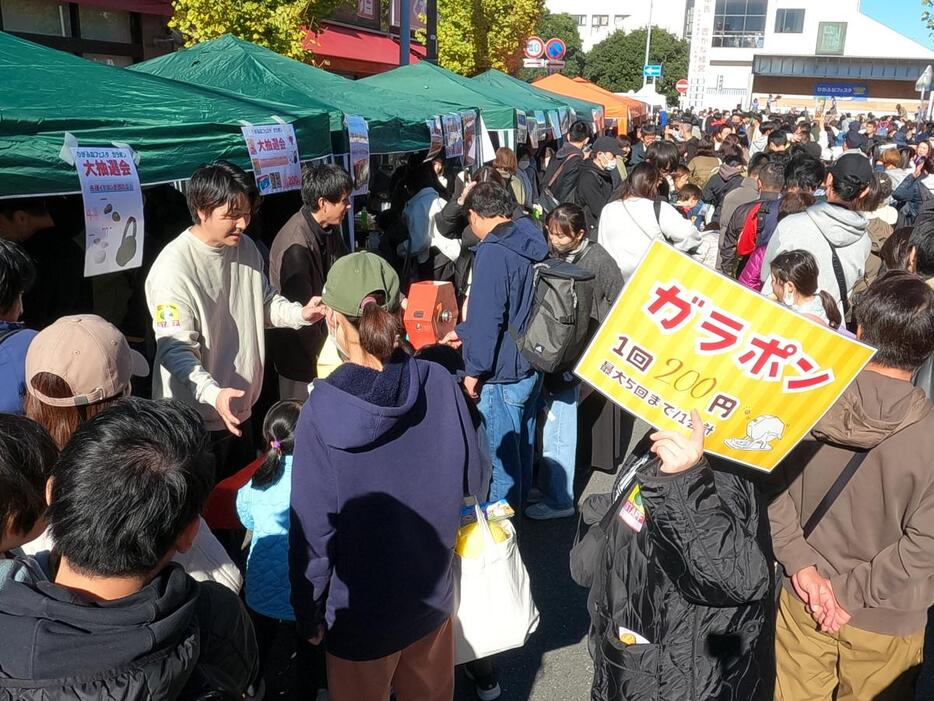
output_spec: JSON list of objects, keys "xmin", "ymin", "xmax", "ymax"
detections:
[{"xmin": 1, "ymin": 100, "xmax": 934, "ymax": 701}]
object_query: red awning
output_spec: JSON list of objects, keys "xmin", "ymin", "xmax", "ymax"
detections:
[
  {"xmin": 71, "ymin": 0, "xmax": 174, "ymax": 15},
  {"xmin": 305, "ymin": 23, "xmax": 425, "ymax": 76}
]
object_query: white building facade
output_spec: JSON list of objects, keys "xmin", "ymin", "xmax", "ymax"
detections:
[
  {"xmin": 686, "ymin": 0, "xmax": 934, "ymax": 112},
  {"xmin": 544, "ymin": 0, "xmax": 689, "ymax": 52}
]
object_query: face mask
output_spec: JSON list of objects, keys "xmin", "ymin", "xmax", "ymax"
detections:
[
  {"xmin": 604, "ymin": 158, "xmax": 618, "ymax": 171},
  {"xmin": 326, "ymin": 316, "xmax": 350, "ymax": 363},
  {"xmin": 783, "ymin": 289, "xmax": 795, "ymax": 306}
]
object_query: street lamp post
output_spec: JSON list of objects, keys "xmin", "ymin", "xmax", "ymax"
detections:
[
  {"xmin": 400, "ymin": 0, "xmax": 411, "ymax": 66},
  {"xmin": 642, "ymin": 0, "xmax": 653, "ymax": 87}
]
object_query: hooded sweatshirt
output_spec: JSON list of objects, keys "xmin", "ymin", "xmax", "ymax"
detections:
[
  {"xmin": 289, "ymin": 353, "xmax": 485, "ymax": 661},
  {"xmin": 760, "ymin": 201, "xmax": 870, "ymax": 312},
  {"xmin": 456, "ymin": 217, "xmax": 548, "ymax": 383},
  {"xmin": 0, "ymin": 558, "xmax": 257, "ymax": 699},
  {"xmin": 769, "ymin": 370, "xmax": 934, "ymax": 636}
]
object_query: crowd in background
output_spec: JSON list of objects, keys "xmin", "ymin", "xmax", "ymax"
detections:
[{"xmin": 2, "ymin": 99, "xmax": 934, "ymax": 701}]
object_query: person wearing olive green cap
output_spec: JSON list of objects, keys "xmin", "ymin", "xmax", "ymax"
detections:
[{"xmin": 290, "ymin": 252, "xmax": 485, "ymax": 700}]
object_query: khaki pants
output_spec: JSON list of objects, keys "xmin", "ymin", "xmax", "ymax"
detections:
[
  {"xmin": 278, "ymin": 376, "xmax": 310, "ymax": 402},
  {"xmin": 326, "ymin": 618, "xmax": 454, "ymax": 701},
  {"xmin": 775, "ymin": 589, "xmax": 923, "ymax": 701}
]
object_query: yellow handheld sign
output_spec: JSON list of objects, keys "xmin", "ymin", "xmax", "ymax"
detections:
[{"xmin": 575, "ymin": 240, "xmax": 876, "ymax": 472}]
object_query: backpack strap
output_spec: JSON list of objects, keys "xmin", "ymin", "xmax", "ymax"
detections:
[
  {"xmin": 826, "ymin": 242, "xmax": 850, "ymax": 318},
  {"xmin": 653, "ymin": 197, "xmax": 662, "ymax": 226},
  {"xmin": 0, "ymin": 328, "xmax": 20, "ymax": 347},
  {"xmin": 802, "ymin": 449, "xmax": 869, "ymax": 539}
]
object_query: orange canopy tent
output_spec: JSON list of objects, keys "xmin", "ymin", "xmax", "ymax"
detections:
[
  {"xmin": 533, "ymin": 74, "xmax": 636, "ymax": 133},
  {"xmin": 571, "ymin": 77, "xmax": 648, "ymax": 125}
]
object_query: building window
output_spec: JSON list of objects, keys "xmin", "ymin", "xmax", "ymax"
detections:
[
  {"xmin": 815, "ymin": 21, "xmax": 847, "ymax": 55},
  {"xmin": 78, "ymin": 6, "xmax": 132, "ymax": 43},
  {"xmin": 84, "ymin": 52, "xmax": 133, "ymax": 67},
  {"xmin": 711, "ymin": 0, "xmax": 766, "ymax": 48},
  {"xmin": 571, "ymin": 14, "xmax": 586, "ymax": 26},
  {"xmin": 684, "ymin": 0, "xmax": 695, "ymax": 39},
  {"xmin": 614, "ymin": 14, "xmax": 628, "ymax": 28},
  {"xmin": 774, "ymin": 8, "xmax": 804, "ymax": 33},
  {"xmin": 0, "ymin": 0, "xmax": 71, "ymax": 37},
  {"xmin": 592, "ymin": 14, "xmax": 609, "ymax": 26}
]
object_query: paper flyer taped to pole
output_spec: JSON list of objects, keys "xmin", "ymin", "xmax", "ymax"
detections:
[
  {"xmin": 345, "ymin": 115, "xmax": 370, "ymax": 196},
  {"xmin": 442, "ymin": 114, "xmax": 464, "ymax": 159},
  {"xmin": 574, "ymin": 241, "xmax": 876, "ymax": 472},
  {"xmin": 72, "ymin": 145, "xmax": 145, "ymax": 278},
  {"xmin": 461, "ymin": 111, "xmax": 478, "ymax": 167},
  {"xmin": 241, "ymin": 123, "xmax": 302, "ymax": 195},
  {"xmin": 424, "ymin": 116, "xmax": 444, "ymax": 162}
]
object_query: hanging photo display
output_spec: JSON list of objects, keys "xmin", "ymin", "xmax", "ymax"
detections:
[
  {"xmin": 424, "ymin": 116, "xmax": 444, "ymax": 161},
  {"xmin": 345, "ymin": 115, "xmax": 370, "ymax": 196},
  {"xmin": 527, "ymin": 116, "xmax": 540, "ymax": 148},
  {"xmin": 241, "ymin": 123, "xmax": 302, "ymax": 194},
  {"xmin": 516, "ymin": 111, "xmax": 528, "ymax": 145},
  {"xmin": 72, "ymin": 145, "xmax": 145, "ymax": 278},
  {"xmin": 559, "ymin": 107, "xmax": 570, "ymax": 135},
  {"xmin": 547, "ymin": 110, "xmax": 562, "ymax": 140},
  {"xmin": 533, "ymin": 110, "xmax": 547, "ymax": 143},
  {"xmin": 442, "ymin": 113, "xmax": 464, "ymax": 159},
  {"xmin": 462, "ymin": 110, "xmax": 478, "ymax": 166}
]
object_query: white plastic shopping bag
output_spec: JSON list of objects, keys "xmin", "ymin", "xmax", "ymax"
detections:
[{"xmin": 452, "ymin": 501, "xmax": 539, "ymax": 665}]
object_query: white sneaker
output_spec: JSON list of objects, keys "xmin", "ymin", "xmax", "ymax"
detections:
[{"xmin": 524, "ymin": 502, "xmax": 575, "ymax": 520}]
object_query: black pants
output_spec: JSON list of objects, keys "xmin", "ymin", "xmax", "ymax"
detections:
[
  {"xmin": 209, "ymin": 422, "xmax": 256, "ymax": 483},
  {"xmin": 250, "ymin": 610, "xmax": 326, "ymax": 699}
]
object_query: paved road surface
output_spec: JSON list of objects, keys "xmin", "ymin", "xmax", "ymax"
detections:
[{"xmin": 454, "ymin": 420, "xmax": 650, "ymax": 701}]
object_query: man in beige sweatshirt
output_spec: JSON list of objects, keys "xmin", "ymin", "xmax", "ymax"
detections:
[
  {"xmin": 769, "ymin": 270, "xmax": 934, "ymax": 700},
  {"xmin": 145, "ymin": 161, "xmax": 323, "ymax": 476}
]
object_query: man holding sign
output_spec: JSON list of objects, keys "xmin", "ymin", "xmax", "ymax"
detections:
[{"xmin": 770, "ymin": 271, "xmax": 934, "ymax": 700}]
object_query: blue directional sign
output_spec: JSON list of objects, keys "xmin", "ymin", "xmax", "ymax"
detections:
[{"xmin": 643, "ymin": 64, "xmax": 662, "ymax": 78}]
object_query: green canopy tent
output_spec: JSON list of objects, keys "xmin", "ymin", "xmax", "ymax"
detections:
[
  {"xmin": 472, "ymin": 69, "xmax": 602, "ymax": 129},
  {"xmin": 130, "ymin": 35, "xmax": 471, "ymax": 155},
  {"xmin": 362, "ymin": 62, "xmax": 526, "ymax": 147},
  {"xmin": 0, "ymin": 31, "xmax": 332, "ymax": 198}
]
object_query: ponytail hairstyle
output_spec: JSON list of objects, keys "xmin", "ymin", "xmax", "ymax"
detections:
[
  {"xmin": 770, "ymin": 249, "xmax": 842, "ymax": 329},
  {"xmin": 252, "ymin": 400, "xmax": 302, "ymax": 489},
  {"xmin": 350, "ymin": 291, "xmax": 403, "ymax": 362}
]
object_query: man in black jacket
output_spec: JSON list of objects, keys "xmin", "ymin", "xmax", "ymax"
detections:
[
  {"xmin": 541, "ymin": 120, "xmax": 590, "ymax": 205},
  {"xmin": 576, "ymin": 136, "xmax": 623, "ymax": 236},
  {"xmin": 269, "ymin": 163, "xmax": 351, "ymax": 400},
  {"xmin": 575, "ymin": 414, "xmax": 774, "ymax": 701},
  {"xmin": 0, "ymin": 398, "xmax": 258, "ymax": 700},
  {"xmin": 627, "ymin": 124, "xmax": 657, "ymax": 168}
]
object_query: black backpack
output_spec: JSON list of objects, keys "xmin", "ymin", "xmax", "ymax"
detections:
[{"xmin": 509, "ymin": 258, "xmax": 595, "ymax": 374}]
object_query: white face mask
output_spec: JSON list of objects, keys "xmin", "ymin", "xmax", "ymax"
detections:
[
  {"xmin": 604, "ymin": 158, "xmax": 618, "ymax": 171},
  {"xmin": 326, "ymin": 315, "xmax": 350, "ymax": 362},
  {"xmin": 783, "ymin": 290, "xmax": 795, "ymax": 306}
]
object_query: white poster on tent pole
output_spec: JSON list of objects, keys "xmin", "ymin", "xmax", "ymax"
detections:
[{"xmin": 72, "ymin": 145, "xmax": 145, "ymax": 278}]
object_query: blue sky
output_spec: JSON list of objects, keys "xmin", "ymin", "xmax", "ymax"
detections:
[{"xmin": 861, "ymin": 0, "xmax": 934, "ymax": 49}]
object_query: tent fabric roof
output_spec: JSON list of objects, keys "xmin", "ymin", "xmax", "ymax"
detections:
[
  {"xmin": 0, "ymin": 31, "xmax": 332, "ymax": 198},
  {"xmin": 533, "ymin": 74, "xmax": 637, "ymax": 131},
  {"xmin": 132, "ymin": 35, "xmax": 462, "ymax": 154},
  {"xmin": 469, "ymin": 69, "xmax": 600, "ymax": 122},
  {"xmin": 363, "ymin": 62, "xmax": 519, "ymax": 131},
  {"xmin": 307, "ymin": 23, "xmax": 426, "ymax": 70}
]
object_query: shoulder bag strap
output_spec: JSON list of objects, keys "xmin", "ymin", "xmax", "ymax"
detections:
[
  {"xmin": 546, "ymin": 152, "xmax": 581, "ymax": 191},
  {"xmin": 0, "ymin": 329, "xmax": 19, "ymax": 346},
  {"xmin": 622, "ymin": 200, "xmax": 659, "ymax": 242},
  {"xmin": 826, "ymin": 240, "xmax": 850, "ymax": 318},
  {"xmin": 802, "ymin": 449, "xmax": 869, "ymax": 539}
]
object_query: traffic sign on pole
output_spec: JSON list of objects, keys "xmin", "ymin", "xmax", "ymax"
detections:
[
  {"xmin": 544, "ymin": 38, "xmax": 567, "ymax": 61},
  {"xmin": 524, "ymin": 36, "xmax": 544, "ymax": 59},
  {"xmin": 523, "ymin": 58, "xmax": 546, "ymax": 68},
  {"xmin": 643, "ymin": 64, "xmax": 662, "ymax": 78},
  {"xmin": 676, "ymin": 78, "xmax": 689, "ymax": 95}
]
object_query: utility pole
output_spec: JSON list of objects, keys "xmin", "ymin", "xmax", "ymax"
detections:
[
  {"xmin": 642, "ymin": 0, "xmax": 653, "ymax": 87},
  {"xmin": 426, "ymin": 0, "xmax": 438, "ymax": 62},
  {"xmin": 400, "ymin": 0, "xmax": 411, "ymax": 66}
]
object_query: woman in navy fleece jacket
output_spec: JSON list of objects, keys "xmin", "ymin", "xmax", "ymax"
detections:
[{"xmin": 288, "ymin": 253, "xmax": 485, "ymax": 700}]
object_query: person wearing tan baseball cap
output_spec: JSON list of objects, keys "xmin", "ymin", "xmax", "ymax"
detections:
[{"xmin": 23, "ymin": 315, "xmax": 148, "ymax": 449}]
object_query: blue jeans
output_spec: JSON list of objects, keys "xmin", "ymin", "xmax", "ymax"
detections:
[
  {"xmin": 477, "ymin": 373, "xmax": 542, "ymax": 511},
  {"xmin": 540, "ymin": 383, "xmax": 579, "ymax": 510}
]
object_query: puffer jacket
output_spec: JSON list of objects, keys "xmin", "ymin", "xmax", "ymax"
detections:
[
  {"xmin": 0, "ymin": 557, "xmax": 257, "ymax": 700},
  {"xmin": 574, "ymin": 454, "xmax": 774, "ymax": 701}
]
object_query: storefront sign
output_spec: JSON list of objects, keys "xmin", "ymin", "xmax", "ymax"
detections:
[
  {"xmin": 241, "ymin": 123, "xmax": 302, "ymax": 195},
  {"xmin": 814, "ymin": 83, "xmax": 868, "ymax": 100},
  {"xmin": 575, "ymin": 241, "xmax": 875, "ymax": 472},
  {"xmin": 345, "ymin": 115, "xmax": 370, "ymax": 196},
  {"xmin": 72, "ymin": 145, "xmax": 145, "ymax": 278}
]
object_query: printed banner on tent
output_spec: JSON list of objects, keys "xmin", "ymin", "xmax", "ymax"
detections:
[
  {"xmin": 345, "ymin": 115, "xmax": 370, "ymax": 196},
  {"xmin": 424, "ymin": 117, "xmax": 444, "ymax": 161},
  {"xmin": 575, "ymin": 240, "xmax": 876, "ymax": 472},
  {"xmin": 547, "ymin": 110, "xmax": 561, "ymax": 140},
  {"xmin": 442, "ymin": 114, "xmax": 464, "ymax": 159},
  {"xmin": 72, "ymin": 145, "xmax": 145, "ymax": 278},
  {"xmin": 516, "ymin": 111, "xmax": 528, "ymax": 145},
  {"xmin": 461, "ymin": 111, "xmax": 478, "ymax": 167},
  {"xmin": 241, "ymin": 123, "xmax": 301, "ymax": 195}
]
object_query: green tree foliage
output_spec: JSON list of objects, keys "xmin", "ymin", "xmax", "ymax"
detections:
[
  {"xmin": 584, "ymin": 27, "xmax": 689, "ymax": 100},
  {"xmin": 436, "ymin": 0, "xmax": 545, "ymax": 75},
  {"xmin": 924, "ymin": 0, "xmax": 934, "ymax": 36},
  {"xmin": 171, "ymin": 0, "xmax": 343, "ymax": 60},
  {"xmin": 517, "ymin": 12, "xmax": 587, "ymax": 80}
]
